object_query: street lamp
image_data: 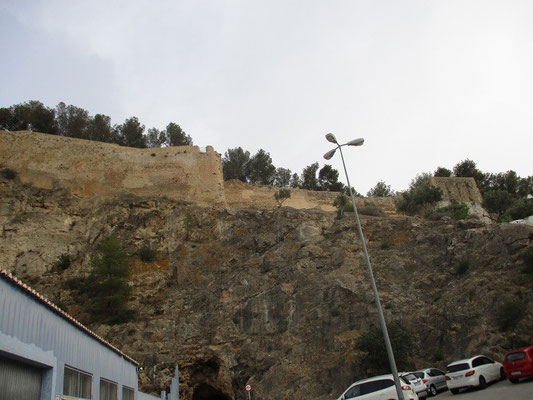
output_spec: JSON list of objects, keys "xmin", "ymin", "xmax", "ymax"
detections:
[{"xmin": 324, "ymin": 133, "xmax": 404, "ymax": 400}]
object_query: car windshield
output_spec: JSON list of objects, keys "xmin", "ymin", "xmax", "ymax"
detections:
[
  {"xmin": 447, "ymin": 363, "xmax": 470, "ymax": 373},
  {"xmin": 413, "ymin": 372, "xmax": 424, "ymax": 379},
  {"xmin": 505, "ymin": 352, "xmax": 526, "ymax": 362},
  {"xmin": 346, "ymin": 379, "xmax": 394, "ymax": 397}
]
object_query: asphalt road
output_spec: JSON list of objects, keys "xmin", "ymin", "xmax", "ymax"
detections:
[{"xmin": 436, "ymin": 378, "xmax": 533, "ymax": 400}]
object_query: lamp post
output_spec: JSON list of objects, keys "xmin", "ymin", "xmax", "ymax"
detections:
[{"xmin": 324, "ymin": 133, "xmax": 403, "ymax": 400}]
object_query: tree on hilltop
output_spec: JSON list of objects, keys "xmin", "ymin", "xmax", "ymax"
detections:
[
  {"xmin": 301, "ymin": 162, "xmax": 320, "ymax": 191},
  {"xmin": 0, "ymin": 100, "xmax": 57, "ymax": 133},
  {"xmin": 146, "ymin": 127, "xmax": 167, "ymax": 148},
  {"xmin": 318, "ymin": 164, "xmax": 344, "ymax": 192},
  {"xmin": 367, "ymin": 180, "xmax": 393, "ymax": 197},
  {"xmin": 246, "ymin": 149, "xmax": 276, "ymax": 185},
  {"xmin": 223, "ymin": 147, "xmax": 251, "ymax": 182},
  {"xmin": 56, "ymin": 102, "xmax": 91, "ymax": 139},
  {"xmin": 434, "ymin": 167, "xmax": 452, "ymax": 177},
  {"xmin": 166, "ymin": 122, "xmax": 192, "ymax": 146},
  {"xmin": 453, "ymin": 159, "xmax": 486, "ymax": 189},
  {"xmin": 117, "ymin": 116, "xmax": 146, "ymax": 148},
  {"xmin": 274, "ymin": 167, "xmax": 292, "ymax": 187},
  {"xmin": 88, "ymin": 114, "xmax": 114, "ymax": 143}
]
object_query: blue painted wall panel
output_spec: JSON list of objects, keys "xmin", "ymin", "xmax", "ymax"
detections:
[{"xmin": 0, "ymin": 278, "xmax": 138, "ymax": 399}]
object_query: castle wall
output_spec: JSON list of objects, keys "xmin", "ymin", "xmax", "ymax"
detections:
[
  {"xmin": 224, "ymin": 180, "xmax": 398, "ymax": 214},
  {"xmin": 1, "ymin": 131, "xmax": 488, "ymax": 218},
  {"xmin": 429, "ymin": 176, "xmax": 490, "ymax": 219},
  {"xmin": 0, "ymin": 131, "xmax": 226, "ymax": 207}
]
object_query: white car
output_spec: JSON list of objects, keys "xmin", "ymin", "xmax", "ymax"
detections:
[
  {"xmin": 401, "ymin": 373, "xmax": 428, "ymax": 399},
  {"xmin": 445, "ymin": 355, "xmax": 504, "ymax": 394},
  {"xmin": 412, "ymin": 368, "xmax": 448, "ymax": 396},
  {"xmin": 337, "ymin": 374, "xmax": 419, "ymax": 400}
]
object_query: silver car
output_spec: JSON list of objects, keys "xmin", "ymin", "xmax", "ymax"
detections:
[
  {"xmin": 413, "ymin": 368, "xmax": 448, "ymax": 396},
  {"xmin": 401, "ymin": 373, "xmax": 428, "ymax": 400}
]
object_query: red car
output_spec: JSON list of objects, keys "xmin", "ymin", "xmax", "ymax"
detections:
[{"xmin": 503, "ymin": 346, "xmax": 533, "ymax": 383}]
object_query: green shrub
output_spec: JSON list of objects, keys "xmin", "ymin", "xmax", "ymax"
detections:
[
  {"xmin": 433, "ymin": 351, "xmax": 444, "ymax": 362},
  {"xmin": 396, "ymin": 184, "xmax": 442, "ymax": 215},
  {"xmin": 56, "ymin": 253, "xmax": 71, "ymax": 270},
  {"xmin": 138, "ymin": 245, "xmax": 156, "ymax": 262},
  {"xmin": 521, "ymin": 247, "xmax": 533, "ymax": 274},
  {"xmin": 505, "ymin": 198, "xmax": 533, "ymax": 221},
  {"xmin": 359, "ymin": 203, "xmax": 385, "ymax": 217},
  {"xmin": 333, "ymin": 193, "xmax": 350, "ymax": 219},
  {"xmin": 274, "ymin": 188, "xmax": 291, "ymax": 208},
  {"xmin": 455, "ymin": 259, "xmax": 470, "ymax": 275},
  {"xmin": 380, "ymin": 240, "xmax": 392, "ymax": 250},
  {"xmin": 494, "ymin": 299, "xmax": 526, "ymax": 331},
  {"xmin": 427, "ymin": 202, "xmax": 469, "ymax": 220},
  {"xmin": 64, "ymin": 277, "xmax": 87, "ymax": 291},
  {"xmin": 1, "ymin": 168, "xmax": 17, "ymax": 180},
  {"xmin": 66, "ymin": 237, "xmax": 134, "ymax": 325},
  {"xmin": 355, "ymin": 321, "xmax": 414, "ymax": 375},
  {"xmin": 184, "ymin": 212, "xmax": 197, "ymax": 240}
]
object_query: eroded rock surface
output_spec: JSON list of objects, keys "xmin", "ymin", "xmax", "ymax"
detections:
[{"xmin": 1, "ymin": 176, "xmax": 531, "ymax": 400}]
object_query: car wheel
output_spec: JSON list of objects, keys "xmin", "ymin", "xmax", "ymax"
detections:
[
  {"xmin": 429, "ymin": 385, "xmax": 437, "ymax": 397},
  {"xmin": 499, "ymin": 367, "xmax": 506, "ymax": 380},
  {"xmin": 478, "ymin": 376, "xmax": 487, "ymax": 389},
  {"xmin": 509, "ymin": 378, "xmax": 519, "ymax": 384},
  {"xmin": 450, "ymin": 388, "xmax": 459, "ymax": 395}
]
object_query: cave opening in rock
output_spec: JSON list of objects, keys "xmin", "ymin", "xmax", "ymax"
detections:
[{"xmin": 192, "ymin": 383, "xmax": 231, "ymax": 400}]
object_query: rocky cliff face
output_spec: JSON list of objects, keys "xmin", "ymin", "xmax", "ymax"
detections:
[{"xmin": 1, "ymin": 174, "xmax": 532, "ymax": 400}]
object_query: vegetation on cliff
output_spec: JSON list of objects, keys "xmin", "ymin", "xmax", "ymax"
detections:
[
  {"xmin": 66, "ymin": 237, "xmax": 135, "ymax": 325},
  {"xmin": 1, "ymin": 172, "xmax": 532, "ymax": 399}
]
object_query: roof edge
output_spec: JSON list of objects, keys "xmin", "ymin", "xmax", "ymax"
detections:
[{"xmin": 0, "ymin": 269, "xmax": 139, "ymax": 367}]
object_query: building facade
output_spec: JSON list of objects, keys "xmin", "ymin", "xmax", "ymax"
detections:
[{"xmin": 0, "ymin": 270, "xmax": 139, "ymax": 400}]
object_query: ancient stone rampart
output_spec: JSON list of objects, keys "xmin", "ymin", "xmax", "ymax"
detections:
[
  {"xmin": 429, "ymin": 176, "xmax": 489, "ymax": 219},
  {"xmin": 1, "ymin": 131, "xmax": 487, "ymax": 217},
  {"xmin": 224, "ymin": 180, "xmax": 398, "ymax": 214},
  {"xmin": 0, "ymin": 130, "xmax": 226, "ymax": 207}
]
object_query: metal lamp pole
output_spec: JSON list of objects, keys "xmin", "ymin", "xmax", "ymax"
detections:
[{"xmin": 324, "ymin": 133, "xmax": 404, "ymax": 400}]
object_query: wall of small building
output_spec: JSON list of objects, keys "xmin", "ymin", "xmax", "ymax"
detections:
[{"xmin": 0, "ymin": 277, "xmax": 138, "ymax": 400}]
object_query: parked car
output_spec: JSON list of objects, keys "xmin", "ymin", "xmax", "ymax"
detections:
[
  {"xmin": 412, "ymin": 368, "xmax": 448, "ymax": 397},
  {"xmin": 337, "ymin": 374, "xmax": 419, "ymax": 400},
  {"xmin": 503, "ymin": 345, "xmax": 533, "ymax": 383},
  {"xmin": 445, "ymin": 355, "xmax": 504, "ymax": 394},
  {"xmin": 401, "ymin": 373, "xmax": 428, "ymax": 399}
]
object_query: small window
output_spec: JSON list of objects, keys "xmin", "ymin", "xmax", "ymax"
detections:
[
  {"xmin": 122, "ymin": 386, "xmax": 134, "ymax": 400},
  {"xmin": 505, "ymin": 352, "xmax": 526, "ymax": 362},
  {"xmin": 344, "ymin": 384, "xmax": 360, "ymax": 398},
  {"xmin": 413, "ymin": 372, "xmax": 424, "ymax": 379},
  {"xmin": 433, "ymin": 369, "xmax": 445, "ymax": 376},
  {"xmin": 100, "ymin": 378, "xmax": 118, "ymax": 400},
  {"xmin": 472, "ymin": 357, "xmax": 483, "ymax": 367},
  {"xmin": 447, "ymin": 363, "xmax": 470, "ymax": 372},
  {"xmin": 359, "ymin": 379, "xmax": 394, "ymax": 395},
  {"xmin": 63, "ymin": 366, "xmax": 92, "ymax": 400}
]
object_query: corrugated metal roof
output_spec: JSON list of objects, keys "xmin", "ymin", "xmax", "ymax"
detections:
[{"xmin": 0, "ymin": 269, "xmax": 139, "ymax": 367}]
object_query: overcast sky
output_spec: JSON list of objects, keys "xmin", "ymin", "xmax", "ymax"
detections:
[{"xmin": 1, "ymin": 1, "xmax": 532, "ymax": 193}]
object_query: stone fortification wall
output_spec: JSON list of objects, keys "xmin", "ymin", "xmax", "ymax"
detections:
[
  {"xmin": 1, "ymin": 131, "xmax": 487, "ymax": 217},
  {"xmin": 224, "ymin": 180, "xmax": 398, "ymax": 214},
  {"xmin": 429, "ymin": 176, "xmax": 489, "ymax": 219},
  {"xmin": 0, "ymin": 130, "xmax": 226, "ymax": 207}
]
